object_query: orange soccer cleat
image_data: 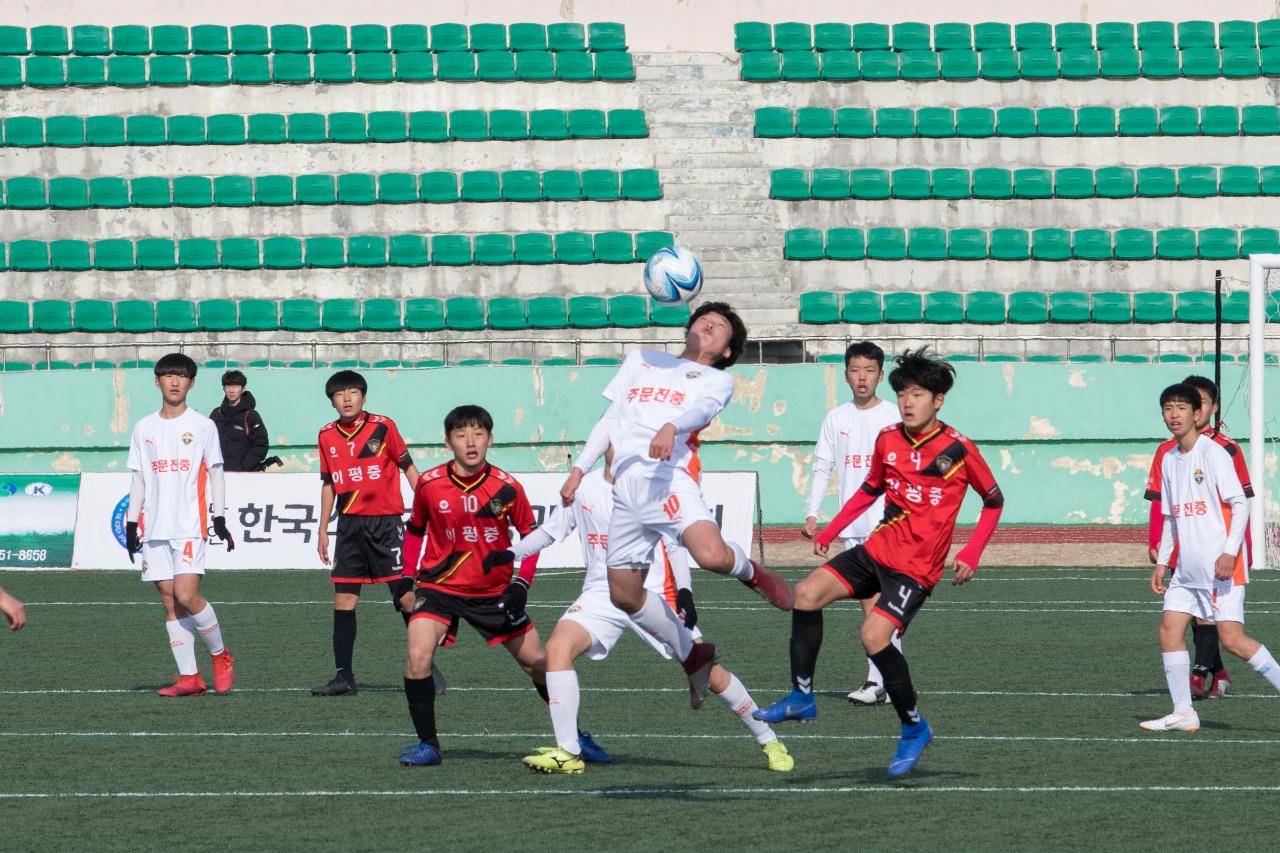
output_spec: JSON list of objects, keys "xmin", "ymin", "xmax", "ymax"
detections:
[
  {"xmin": 158, "ymin": 673, "xmax": 207, "ymax": 697},
  {"xmin": 212, "ymin": 650, "xmax": 235, "ymax": 694}
]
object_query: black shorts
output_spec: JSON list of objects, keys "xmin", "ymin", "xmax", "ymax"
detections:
[
  {"xmin": 820, "ymin": 545, "xmax": 928, "ymax": 635},
  {"xmin": 331, "ymin": 514, "xmax": 403, "ymax": 584},
  {"xmin": 410, "ymin": 587, "xmax": 534, "ymax": 647}
]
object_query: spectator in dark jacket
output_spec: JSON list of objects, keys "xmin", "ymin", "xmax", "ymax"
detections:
[{"xmin": 211, "ymin": 370, "xmax": 269, "ymax": 472}]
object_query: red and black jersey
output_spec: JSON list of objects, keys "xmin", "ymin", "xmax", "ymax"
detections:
[
  {"xmin": 318, "ymin": 413, "xmax": 412, "ymax": 516},
  {"xmin": 1145, "ymin": 427, "xmax": 1254, "ymax": 501},
  {"xmin": 860, "ymin": 422, "xmax": 1003, "ymax": 591},
  {"xmin": 407, "ymin": 462, "xmax": 537, "ymax": 597}
]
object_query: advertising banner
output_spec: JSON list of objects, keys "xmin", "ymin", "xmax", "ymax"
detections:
[{"xmin": 0, "ymin": 474, "xmax": 79, "ymax": 568}]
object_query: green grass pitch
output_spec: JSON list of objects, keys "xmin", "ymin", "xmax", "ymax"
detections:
[{"xmin": 2, "ymin": 566, "xmax": 1279, "ymax": 851}]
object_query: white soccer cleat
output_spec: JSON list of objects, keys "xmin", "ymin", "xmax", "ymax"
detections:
[
  {"xmin": 1139, "ymin": 710, "xmax": 1200, "ymax": 733},
  {"xmin": 847, "ymin": 681, "xmax": 887, "ymax": 705}
]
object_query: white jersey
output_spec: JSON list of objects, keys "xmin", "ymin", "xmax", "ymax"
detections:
[
  {"xmin": 1162, "ymin": 434, "xmax": 1247, "ymax": 589},
  {"xmin": 126, "ymin": 408, "xmax": 223, "ymax": 542},
  {"xmin": 601, "ymin": 349, "xmax": 734, "ymax": 480},
  {"xmin": 539, "ymin": 468, "xmax": 681, "ymax": 598},
  {"xmin": 806, "ymin": 399, "xmax": 901, "ymax": 540}
]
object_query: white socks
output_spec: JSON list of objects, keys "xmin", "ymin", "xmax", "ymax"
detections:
[
  {"xmin": 165, "ymin": 620, "xmax": 198, "ymax": 676},
  {"xmin": 727, "ymin": 542, "xmax": 755, "ymax": 582},
  {"xmin": 1247, "ymin": 646, "xmax": 1280, "ymax": 691},
  {"xmin": 714, "ymin": 673, "xmax": 776, "ymax": 745},
  {"xmin": 1163, "ymin": 650, "xmax": 1193, "ymax": 714},
  {"xmin": 546, "ymin": 670, "xmax": 581, "ymax": 756},
  {"xmin": 631, "ymin": 592, "xmax": 695, "ymax": 661},
  {"xmin": 866, "ymin": 631, "xmax": 902, "ymax": 684},
  {"xmin": 190, "ymin": 604, "xmax": 225, "ymax": 655}
]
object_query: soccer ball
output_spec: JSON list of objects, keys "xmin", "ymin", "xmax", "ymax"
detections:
[{"xmin": 643, "ymin": 245, "xmax": 704, "ymax": 305}]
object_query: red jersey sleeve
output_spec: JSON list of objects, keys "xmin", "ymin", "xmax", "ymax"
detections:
[
  {"xmin": 318, "ymin": 430, "xmax": 332, "ymax": 479},
  {"xmin": 964, "ymin": 441, "xmax": 1004, "ymax": 508},
  {"xmin": 407, "ymin": 478, "xmax": 429, "ymax": 534},
  {"xmin": 1226, "ymin": 441, "xmax": 1254, "ymax": 498},
  {"xmin": 1144, "ymin": 442, "xmax": 1170, "ymax": 501},
  {"xmin": 385, "ymin": 421, "xmax": 412, "ymax": 471}
]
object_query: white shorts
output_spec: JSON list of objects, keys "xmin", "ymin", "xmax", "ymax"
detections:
[
  {"xmin": 1164, "ymin": 581, "xmax": 1246, "ymax": 624},
  {"xmin": 607, "ymin": 464, "xmax": 715, "ymax": 568},
  {"xmin": 140, "ymin": 538, "xmax": 206, "ymax": 583},
  {"xmin": 560, "ymin": 585, "xmax": 702, "ymax": 661}
]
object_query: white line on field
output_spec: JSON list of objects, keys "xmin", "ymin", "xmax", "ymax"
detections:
[{"xmin": 4, "ymin": 785, "xmax": 1280, "ymax": 799}]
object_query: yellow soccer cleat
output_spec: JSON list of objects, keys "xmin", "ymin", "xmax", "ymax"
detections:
[
  {"xmin": 763, "ymin": 739, "xmax": 794, "ymax": 772},
  {"xmin": 522, "ymin": 747, "xmax": 585, "ymax": 774}
]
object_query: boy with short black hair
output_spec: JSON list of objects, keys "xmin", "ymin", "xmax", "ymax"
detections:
[
  {"xmin": 758, "ymin": 348, "xmax": 1004, "ymax": 777},
  {"xmin": 312, "ymin": 370, "xmax": 422, "ymax": 697},
  {"xmin": 399, "ymin": 405, "xmax": 545, "ymax": 766},
  {"xmin": 126, "ymin": 353, "xmax": 237, "ymax": 696},
  {"xmin": 1142, "ymin": 383, "xmax": 1280, "ymax": 732},
  {"xmin": 210, "ymin": 369, "xmax": 269, "ymax": 473}
]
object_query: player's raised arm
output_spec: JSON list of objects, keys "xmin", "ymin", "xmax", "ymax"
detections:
[
  {"xmin": 950, "ymin": 444, "xmax": 1004, "ymax": 585},
  {"xmin": 564, "ymin": 402, "xmax": 620, "ymax": 505},
  {"xmin": 650, "ymin": 372, "xmax": 734, "ymax": 461}
]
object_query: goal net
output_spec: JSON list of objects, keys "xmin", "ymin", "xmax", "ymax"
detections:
[{"xmin": 1246, "ymin": 255, "xmax": 1280, "ymax": 570}]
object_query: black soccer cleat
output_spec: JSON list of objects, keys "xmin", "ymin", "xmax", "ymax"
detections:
[{"xmin": 311, "ymin": 672, "xmax": 358, "ymax": 697}]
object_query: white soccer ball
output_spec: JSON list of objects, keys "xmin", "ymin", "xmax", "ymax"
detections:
[{"xmin": 643, "ymin": 245, "xmax": 704, "ymax": 305}]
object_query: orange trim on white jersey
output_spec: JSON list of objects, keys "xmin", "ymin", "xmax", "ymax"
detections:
[
  {"xmin": 1221, "ymin": 503, "xmax": 1249, "ymax": 585},
  {"xmin": 197, "ymin": 462, "xmax": 208, "ymax": 541},
  {"xmin": 659, "ymin": 543, "xmax": 679, "ymax": 609},
  {"xmin": 684, "ymin": 430, "xmax": 703, "ymax": 482}
]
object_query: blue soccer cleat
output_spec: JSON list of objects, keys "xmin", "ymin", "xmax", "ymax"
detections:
[
  {"xmin": 399, "ymin": 741, "xmax": 442, "ymax": 767},
  {"xmin": 751, "ymin": 689, "xmax": 817, "ymax": 723},
  {"xmin": 578, "ymin": 730, "xmax": 613, "ymax": 764},
  {"xmin": 887, "ymin": 718, "xmax": 933, "ymax": 777}
]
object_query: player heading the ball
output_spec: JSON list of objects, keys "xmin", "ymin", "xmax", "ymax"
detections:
[
  {"xmin": 560, "ymin": 302, "xmax": 794, "ymax": 711},
  {"xmin": 125, "ymin": 353, "xmax": 236, "ymax": 697}
]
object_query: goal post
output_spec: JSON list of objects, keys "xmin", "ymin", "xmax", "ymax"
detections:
[{"xmin": 1249, "ymin": 254, "xmax": 1280, "ymax": 571}]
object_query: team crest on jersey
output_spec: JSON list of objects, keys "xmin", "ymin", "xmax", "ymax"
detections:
[
  {"xmin": 181, "ymin": 432, "xmax": 193, "ymax": 446},
  {"xmin": 1194, "ymin": 468, "xmax": 1205, "ymax": 485},
  {"xmin": 686, "ymin": 371, "xmax": 701, "ymax": 379},
  {"xmin": 934, "ymin": 454, "xmax": 954, "ymax": 474},
  {"xmin": 366, "ymin": 438, "xmax": 381, "ymax": 453}
]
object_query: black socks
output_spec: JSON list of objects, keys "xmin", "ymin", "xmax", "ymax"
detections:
[
  {"xmin": 790, "ymin": 610, "xmax": 823, "ymax": 694},
  {"xmin": 868, "ymin": 643, "xmax": 920, "ymax": 725}
]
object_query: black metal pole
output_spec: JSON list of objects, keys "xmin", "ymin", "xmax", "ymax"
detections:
[{"xmin": 1215, "ymin": 268, "xmax": 1223, "ymax": 432}]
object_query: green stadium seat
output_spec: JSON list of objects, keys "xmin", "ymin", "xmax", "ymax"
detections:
[
  {"xmin": 1262, "ymin": 45, "xmax": 1280, "ymax": 76},
  {"xmin": 995, "ymin": 107, "xmax": 1035, "ymax": 137},
  {"xmin": 837, "ymin": 291, "xmax": 879, "ymax": 324},
  {"xmin": 820, "ymin": 50, "xmax": 859, "ymax": 80},
  {"xmin": 1138, "ymin": 166, "xmax": 1176, "ymax": 197},
  {"xmin": 212, "ymin": 175, "xmax": 252, "ymax": 207},
  {"xmin": 337, "ymin": 173, "xmax": 377, "ymax": 205},
  {"xmin": 5, "ymin": 177, "xmax": 46, "ymax": 209},
  {"xmin": 990, "ymin": 229, "xmax": 1030, "ymax": 260},
  {"xmin": 1088, "ymin": 292, "xmax": 1132, "ymax": 324},
  {"xmin": 932, "ymin": 168, "xmax": 970, "ymax": 200},
  {"xmin": 900, "ymin": 50, "xmax": 939, "ymax": 80},
  {"xmin": 1175, "ymin": 292, "xmax": 1215, "ymax": 323},
  {"xmin": 296, "ymin": 174, "xmax": 336, "ymax": 205},
  {"xmin": 1243, "ymin": 105, "xmax": 1280, "ymax": 135},
  {"xmin": 473, "ymin": 233, "xmax": 513, "ymax": 265},
  {"xmin": 1014, "ymin": 168, "xmax": 1052, "ymax": 199},
  {"xmin": 329, "ymin": 112, "xmax": 367, "ymax": 143},
  {"xmin": 0, "ymin": 26, "xmax": 27, "ymax": 55},
  {"xmin": 1036, "ymin": 107, "xmax": 1075, "ymax": 136},
  {"xmin": 355, "ymin": 52, "xmax": 394, "ymax": 83},
  {"xmin": 1221, "ymin": 166, "xmax": 1259, "ymax": 196},
  {"xmin": 1181, "ymin": 47, "xmax": 1222, "ymax": 78},
  {"xmin": 924, "ymin": 292, "xmax": 964, "ymax": 322},
  {"xmin": 513, "ymin": 50, "xmax": 553, "ymax": 81},
  {"xmin": 197, "ymin": 299, "xmax": 237, "ymax": 332},
  {"xmin": 530, "ymin": 109, "xmax": 569, "ymax": 140},
  {"xmin": 155, "ymin": 300, "xmax": 196, "ymax": 333},
  {"xmin": 8, "ymin": 241, "xmax": 48, "ymax": 272},
  {"xmin": 279, "ymin": 298, "xmax": 318, "ymax": 333},
  {"xmin": 205, "ymin": 114, "xmax": 245, "ymax": 145},
  {"xmin": 1007, "ymin": 291, "xmax": 1048, "ymax": 323},
  {"xmin": 1096, "ymin": 167, "xmax": 1136, "ymax": 198},
  {"xmin": 850, "ymin": 168, "xmax": 890, "ymax": 200},
  {"xmin": 595, "ymin": 230, "xmax": 635, "ymax": 262},
  {"xmin": 189, "ymin": 55, "xmax": 230, "ymax": 86},
  {"xmin": 107, "ymin": 55, "xmax": 147, "ymax": 86},
  {"xmin": 3, "ymin": 117, "xmax": 43, "ymax": 146},
  {"xmin": 49, "ymin": 176, "xmax": 88, "ymax": 209},
  {"xmin": 795, "ymin": 107, "xmax": 835, "ymax": 137},
  {"xmin": 116, "ymin": 300, "xmax": 155, "ymax": 334},
  {"xmin": 1141, "ymin": 47, "xmax": 1180, "ymax": 77},
  {"xmin": 621, "ymin": 168, "xmax": 661, "ymax": 201},
  {"xmin": 799, "ymin": 291, "xmax": 839, "ymax": 324},
  {"xmin": 246, "ymin": 112, "xmax": 289, "ymax": 145},
  {"xmin": 806, "ymin": 168, "xmax": 845, "ymax": 200},
  {"xmin": 547, "ymin": 21, "xmax": 586, "ymax": 51},
  {"xmin": 893, "ymin": 22, "xmax": 932, "ymax": 51},
  {"xmin": 1156, "ymin": 228, "xmax": 1197, "ymax": 259},
  {"xmin": 1242, "ymin": 227, "xmax": 1280, "ymax": 254},
  {"xmin": 1032, "ymin": 228, "xmax": 1071, "ymax": 261},
  {"xmin": 582, "ymin": 169, "xmax": 620, "ymax": 201},
  {"xmin": 1223, "ymin": 46, "xmax": 1261, "ymax": 77},
  {"xmin": 568, "ymin": 296, "xmax": 609, "ymax": 329},
  {"xmin": 1176, "ymin": 20, "xmax": 1215, "ymax": 48},
  {"xmin": 1014, "ymin": 22, "xmax": 1053, "ymax": 50},
  {"xmin": 25, "ymin": 56, "xmax": 66, "ymax": 87},
  {"xmin": 876, "ymin": 108, "xmax": 914, "ymax": 138},
  {"xmin": 835, "ymin": 107, "xmax": 874, "ymax": 138},
  {"xmin": 50, "ymin": 239, "xmax": 91, "ymax": 270},
  {"xmin": 553, "ymin": 50, "xmax": 593, "ymax": 81},
  {"xmin": 393, "ymin": 52, "xmax": 434, "ymax": 81},
  {"xmin": 917, "ymin": 107, "xmax": 955, "ymax": 137},
  {"xmin": 542, "ymin": 171, "xmax": 581, "ymax": 201},
  {"xmin": 635, "ymin": 231, "xmax": 674, "ymax": 259},
  {"xmin": 852, "ymin": 22, "xmax": 890, "ymax": 50},
  {"xmin": 1059, "ymin": 48, "xmax": 1099, "ymax": 79},
  {"xmin": 488, "ymin": 109, "xmax": 528, "ymax": 141},
  {"xmin": 1097, "ymin": 21, "xmax": 1135, "ymax": 49},
  {"xmin": 1118, "ymin": 106, "xmax": 1158, "ymax": 136},
  {"xmin": 779, "ymin": 50, "xmax": 819, "ymax": 81},
  {"xmin": 891, "ymin": 168, "xmax": 930, "ymax": 200},
  {"xmin": 567, "ymin": 108, "xmax": 607, "ymax": 139},
  {"xmin": 1115, "ymin": 228, "xmax": 1156, "ymax": 260},
  {"xmin": 1077, "ymin": 106, "xmax": 1117, "ymax": 136},
  {"xmin": 510, "ymin": 23, "xmax": 548, "ymax": 52},
  {"xmin": 462, "ymin": 23, "xmax": 504, "ymax": 52},
  {"xmin": 859, "ymin": 50, "xmax": 898, "ymax": 80},
  {"xmin": 231, "ymin": 54, "xmax": 271, "ymax": 85},
  {"xmin": 1100, "ymin": 47, "xmax": 1140, "ymax": 77},
  {"xmin": 240, "ymin": 300, "xmax": 281, "ymax": 332},
  {"xmin": 883, "ymin": 293, "xmax": 923, "ymax": 323},
  {"xmin": 1138, "ymin": 21, "xmax": 1175, "ymax": 49},
  {"xmin": 774, "ymin": 22, "xmax": 812, "ymax": 51},
  {"xmin": 431, "ymin": 235, "xmax": 471, "ymax": 266},
  {"xmin": 220, "ymin": 238, "xmax": 260, "ymax": 270},
  {"xmin": 1049, "ymin": 292, "xmax": 1089, "ymax": 323},
  {"xmin": 1136, "ymin": 290, "xmax": 1172, "ymax": 320},
  {"xmin": 387, "ymin": 24, "xmax": 427, "ymax": 53},
  {"xmin": 136, "ymin": 239, "xmax": 176, "ymax": 270},
  {"xmin": 348, "ymin": 235, "xmax": 388, "ymax": 267},
  {"xmin": 1055, "ymin": 168, "xmax": 1094, "ymax": 199},
  {"xmin": 607, "ymin": 109, "xmax": 646, "ymax": 139},
  {"xmin": 1200, "ymin": 105, "xmax": 1241, "ymax": 136},
  {"xmin": 460, "ymin": 171, "xmax": 501, "ymax": 202},
  {"xmin": 595, "ymin": 51, "xmax": 635, "ymax": 81},
  {"xmin": 178, "ymin": 238, "xmax": 218, "ymax": 269},
  {"xmin": 30, "ymin": 26, "xmax": 68, "ymax": 55},
  {"xmin": 318, "ymin": 299, "xmax": 361, "ymax": 333},
  {"xmin": 948, "ymin": 228, "xmax": 988, "ymax": 259},
  {"xmin": 784, "ymin": 228, "xmax": 823, "ymax": 260},
  {"xmin": 528, "ymin": 296, "xmax": 568, "ymax": 328},
  {"xmin": 32, "ymin": 299, "xmax": 72, "ymax": 332},
  {"xmin": 1198, "ymin": 228, "xmax": 1239, "ymax": 260},
  {"xmin": 388, "ymin": 235, "xmax": 429, "ymax": 266},
  {"xmin": 361, "ymin": 299, "xmax": 402, "ymax": 332},
  {"xmin": 650, "ymin": 302, "xmax": 688, "ymax": 327},
  {"xmin": 553, "ymin": 232, "xmax": 593, "ymax": 264},
  {"xmin": 171, "ymin": 176, "xmax": 212, "ymax": 208},
  {"xmin": 980, "ymin": 48, "xmax": 1020, "ymax": 80},
  {"xmin": 1072, "ymin": 229, "xmax": 1113, "ymax": 260},
  {"xmin": 1219, "ymin": 20, "xmax": 1258, "ymax": 48},
  {"xmin": 271, "ymin": 53, "xmax": 312, "ymax": 83},
  {"xmin": 734, "ymin": 22, "xmax": 772, "ymax": 52},
  {"xmin": 513, "ymin": 233, "xmax": 554, "ymax": 264},
  {"xmin": 934, "ymin": 22, "xmax": 973, "ymax": 50},
  {"xmin": 189, "ymin": 24, "xmax": 229, "ymax": 53},
  {"xmin": 46, "ymin": 115, "xmax": 85, "ymax": 146},
  {"xmin": 230, "ymin": 24, "xmax": 269, "ymax": 54},
  {"xmin": 868, "ymin": 228, "xmax": 907, "ymax": 260},
  {"xmin": 407, "ymin": 111, "xmax": 447, "ymax": 142},
  {"xmin": 974, "ymin": 21, "xmax": 1012, "ymax": 50},
  {"xmin": 484, "ymin": 296, "xmax": 526, "ymax": 330},
  {"xmin": 822, "ymin": 228, "xmax": 863, "ymax": 260},
  {"xmin": 262, "ymin": 237, "xmax": 303, "ymax": 269},
  {"xmin": 1177, "ymin": 166, "xmax": 1217, "ymax": 197},
  {"xmin": 252, "ymin": 175, "xmax": 293, "ymax": 206},
  {"xmin": 299, "ymin": 235, "xmax": 340, "ymax": 268},
  {"xmin": 93, "ymin": 239, "xmax": 134, "ymax": 270},
  {"xmin": 1054, "ymin": 22, "xmax": 1094, "ymax": 49},
  {"xmin": 608, "ymin": 295, "xmax": 649, "ymax": 328},
  {"xmin": 475, "ymin": 50, "xmax": 516, "ymax": 81},
  {"xmin": 939, "ymin": 49, "xmax": 979, "ymax": 80}
]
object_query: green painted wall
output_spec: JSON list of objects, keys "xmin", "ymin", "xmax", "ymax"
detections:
[{"xmin": 1, "ymin": 363, "xmax": 1273, "ymax": 525}]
